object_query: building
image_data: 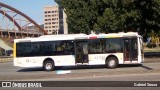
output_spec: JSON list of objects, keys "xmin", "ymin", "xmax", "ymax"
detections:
[
  {"xmin": 26, "ymin": 24, "xmax": 44, "ymax": 35},
  {"xmin": 44, "ymin": 5, "xmax": 68, "ymax": 35}
]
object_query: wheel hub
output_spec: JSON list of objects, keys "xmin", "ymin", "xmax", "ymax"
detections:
[
  {"xmin": 46, "ymin": 63, "xmax": 52, "ymax": 70},
  {"xmin": 109, "ymin": 60, "xmax": 116, "ymax": 67}
]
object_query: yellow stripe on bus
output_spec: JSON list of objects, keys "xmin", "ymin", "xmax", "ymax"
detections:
[
  {"xmin": 105, "ymin": 35, "xmax": 120, "ymax": 38},
  {"xmin": 13, "ymin": 43, "xmax": 16, "ymax": 58}
]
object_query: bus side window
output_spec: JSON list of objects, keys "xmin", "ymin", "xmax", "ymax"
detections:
[
  {"xmin": 52, "ymin": 41, "xmax": 74, "ymax": 55},
  {"xmin": 105, "ymin": 38, "xmax": 123, "ymax": 53},
  {"xmin": 88, "ymin": 39, "xmax": 103, "ymax": 54}
]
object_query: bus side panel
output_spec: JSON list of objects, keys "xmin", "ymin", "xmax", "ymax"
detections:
[
  {"xmin": 52, "ymin": 55, "xmax": 75, "ymax": 66},
  {"xmin": 14, "ymin": 57, "xmax": 43, "ymax": 67},
  {"xmin": 14, "ymin": 55, "xmax": 76, "ymax": 68},
  {"xmin": 13, "ymin": 58, "xmax": 18, "ymax": 67},
  {"xmin": 88, "ymin": 53, "xmax": 123, "ymax": 65}
]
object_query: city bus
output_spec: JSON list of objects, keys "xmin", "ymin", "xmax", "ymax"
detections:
[{"xmin": 13, "ymin": 32, "xmax": 144, "ymax": 71}]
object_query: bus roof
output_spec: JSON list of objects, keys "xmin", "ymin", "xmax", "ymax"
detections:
[
  {"xmin": 14, "ymin": 32, "xmax": 140, "ymax": 43},
  {"xmin": 39, "ymin": 33, "xmax": 86, "ymax": 38}
]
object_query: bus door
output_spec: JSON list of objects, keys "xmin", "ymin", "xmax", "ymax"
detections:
[
  {"xmin": 123, "ymin": 38, "xmax": 138, "ymax": 62},
  {"xmin": 75, "ymin": 41, "xmax": 89, "ymax": 64}
]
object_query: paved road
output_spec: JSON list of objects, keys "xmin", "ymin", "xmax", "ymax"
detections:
[
  {"xmin": 0, "ymin": 62, "xmax": 160, "ymax": 90},
  {"xmin": 0, "ymin": 62, "xmax": 160, "ymax": 81}
]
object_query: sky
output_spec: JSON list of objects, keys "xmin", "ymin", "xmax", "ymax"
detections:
[{"xmin": 0, "ymin": 0, "xmax": 56, "ymax": 24}]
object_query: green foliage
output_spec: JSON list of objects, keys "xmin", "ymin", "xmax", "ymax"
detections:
[
  {"xmin": 55, "ymin": 0, "xmax": 160, "ymax": 35},
  {"xmin": 146, "ymin": 43, "xmax": 156, "ymax": 48}
]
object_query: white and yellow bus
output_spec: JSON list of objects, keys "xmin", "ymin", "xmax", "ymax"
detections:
[{"xmin": 13, "ymin": 32, "xmax": 144, "ymax": 71}]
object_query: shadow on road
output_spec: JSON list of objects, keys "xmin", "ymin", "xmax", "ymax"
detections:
[
  {"xmin": 140, "ymin": 65, "xmax": 153, "ymax": 70},
  {"xmin": 17, "ymin": 64, "xmax": 144, "ymax": 72},
  {"xmin": 17, "ymin": 67, "xmax": 43, "ymax": 72},
  {"xmin": 119, "ymin": 64, "xmax": 153, "ymax": 70}
]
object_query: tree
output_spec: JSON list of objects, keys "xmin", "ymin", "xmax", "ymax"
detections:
[
  {"xmin": 134, "ymin": 0, "xmax": 160, "ymax": 37},
  {"xmin": 55, "ymin": 0, "xmax": 160, "ymax": 36}
]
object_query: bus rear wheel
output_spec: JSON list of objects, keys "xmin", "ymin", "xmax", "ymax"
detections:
[
  {"xmin": 106, "ymin": 57, "xmax": 118, "ymax": 68},
  {"xmin": 43, "ymin": 60, "xmax": 54, "ymax": 71}
]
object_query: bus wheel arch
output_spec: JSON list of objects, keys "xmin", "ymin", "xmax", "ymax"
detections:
[
  {"xmin": 43, "ymin": 58, "xmax": 55, "ymax": 71},
  {"xmin": 105, "ymin": 55, "xmax": 119, "ymax": 69}
]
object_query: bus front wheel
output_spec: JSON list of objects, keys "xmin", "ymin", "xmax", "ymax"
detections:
[
  {"xmin": 106, "ymin": 57, "xmax": 118, "ymax": 68},
  {"xmin": 43, "ymin": 60, "xmax": 54, "ymax": 71}
]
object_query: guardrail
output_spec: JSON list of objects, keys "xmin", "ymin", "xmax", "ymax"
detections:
[
  {"xmin": 144, "ymin": 52, "xmax": 160, "ymax": 58},
  {"xmin": 0, "ymin": 56, "xmax": 13, "ymax": 63}
]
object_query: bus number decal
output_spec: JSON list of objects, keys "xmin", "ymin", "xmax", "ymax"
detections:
[{"xmin": 94, "ymin": 56, "xmax": 106, "ymax": 60}]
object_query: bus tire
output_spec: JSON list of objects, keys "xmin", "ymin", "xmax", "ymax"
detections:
[
  {"xmin": 43, "ymin": 60, "xmax": 54, "ymax": 71},
  {"xmin": 106, "ymin": 57, "xmax": 118, "ymax": 69}
]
